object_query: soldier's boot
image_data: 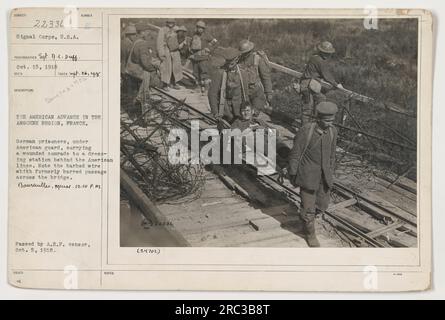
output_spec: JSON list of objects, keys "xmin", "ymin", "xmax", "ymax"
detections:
[
  {"xmin": 201, "ymin": 79, "xmax": 211, "ymax": 95},
  {"xmin": 161, "ymin": 82, "xmax": 170, "ymax": 91},
  {"xmin": 301, "ymin": 210, "xmax": 320, "ymax": 248},
  {"xmin": 171, "ymin": 83, "xmax": 182, "ymax": 90}
]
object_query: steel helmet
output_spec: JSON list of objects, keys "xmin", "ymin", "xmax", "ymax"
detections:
[
  {"xmin": 196, "ymin": 20, "xmax": 206, "ymax": 28},
  {"xmin": 176, "ymin": 25, "xmax": 188, "ymax": 32},
  {"xmin": 317, "ymin": 41, "xmax": 335, "ymax": 54},
  {"xmin": 238, "ymin": 39, "xmax": 255, "ymax": 53}
]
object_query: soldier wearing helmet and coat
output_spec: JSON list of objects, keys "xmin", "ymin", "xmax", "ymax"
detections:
[
  {"xmin": 298, "ymin": 41, "xmax": 344, "ymax": 125},
  {"xmin": 157, "ymin": 19, "xmax": 183, "ymax": 90},
  {"xmin": 124, "ymin": 23, "xmax": 161, "ymax": 119},
  {"xmin": 189, "ymin": 20, "xmax": 218, "ymax": 92},
  {"xmin": 121, "ymin": 24, "xmax": 138, "ymax": 77},
  {"xmin": 208, "ymin": 47, "xmax": 246, "ymax": 123},
  {"xmin": 237, "ymin": 39, "xmax": 273, "ymax": 117}
]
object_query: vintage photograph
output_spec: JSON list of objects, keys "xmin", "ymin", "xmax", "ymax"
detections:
[{"xmin": 119, "ymin": 17, "xmax": 418, "ymax": 249}]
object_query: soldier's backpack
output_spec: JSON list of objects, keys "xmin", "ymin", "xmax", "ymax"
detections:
[
  {"xmin": 125, "ymin": 38, "xmax": 144, "ymax": 79},
  {"xmin": 251, "ymin": 51, "xmax": 271, "ymax": 90}
]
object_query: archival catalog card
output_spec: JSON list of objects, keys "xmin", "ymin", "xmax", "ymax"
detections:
[{"xmin": 8, "ymin": 8, "xmax": 433, "ymax": 291}]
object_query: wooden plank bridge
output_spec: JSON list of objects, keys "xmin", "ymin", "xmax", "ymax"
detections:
[{"xmin": 120, "ymin": 83, "xmax": 417, "ymax": 248}]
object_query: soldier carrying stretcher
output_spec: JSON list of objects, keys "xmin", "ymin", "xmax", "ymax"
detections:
[{"xmin": 296, "ymin": 41, "xmax": 343, "ymax": 125}]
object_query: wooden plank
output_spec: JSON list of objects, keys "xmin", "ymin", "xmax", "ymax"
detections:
[
  {"xmin": 366, "ymin": 221, "xmax": 406, "ymax": 238},
  {"xmin": 332, "ymin": 208, "xmax": 416, "ymax": 247},
  {"xmin": 332, "ymin": 186, "xmax": 395, "ymax": 222},
  {"xmin": 334, "ymin": 182, "xmax": 417, "ymax": 226},
  {"xmin": 249, "ymin": 217, "xmax": 282, "ymax": 231},
  {"xmin": 200, "ymin": 197, "xmax": 246, "ymax": 207},
  {"xmin": 200, "ymin": 188, "xmax": 234, "ymax": 199},
  {"xmin": 201, "ymin": 228, "xmax": 302, "ymax": 247},
  {"xmin": 328, "ymin": 198, "xmax": 358, "ymax": 211},
  {"xmin": 162, "ymin": 201, "xmax": 253, "ymax": 219},
  {"xmin": 359, "ymin": 191, "xmax": 417, "ymax": 225},
  {"xmin": 374, "ymin": 176, "xmax": 417, "ymax": 202},
  {"xmin": 375, "ymin": 172, "xmax": 417, "ymax": 195},
  {"xmin": 216, "ymin": 171, "xmax": 252, "ymax": 200},
  {"xmin": 268, "ymin": 61, "xmax": 303, "ymax": 78},
  {"xmin": 201, "ymin": 182, "xmax": 234, "ymax": 193},
  {"xmin": 187, "ymin": 225, "xmax": 254, "ymax": 246},
  {"xmin": 120, "ymin": 170, "xmax": 190, "ymax": 247},
  {"xmin": 179, "ymin": 210, "xmax": 266, "ymax": 235},
  {"xmin": 372, "ymin": 188, "xmax": 417, "ymax": 217}
]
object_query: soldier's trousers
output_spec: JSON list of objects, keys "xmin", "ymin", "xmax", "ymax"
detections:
[
  {"xmin": 248, "ymin": 85, "xmax": 268, "ymax": 115},
  {"xmin": 192, "ymin": 59, "xmax": 210, "ymax": 85},
  {"xmin": 133, "ymin": 70, "xmax": 160, "ymax": 114},
  {"xmin": 135, "ymin": 71, "xmax": 151, "ymax": 105},
  {"xmin": 222, "ymin": 98, "xmax": 243, "ymax": 123},
  {"xmin": 300, "ymin": 179, "xmax": 331, "ymax": 220}
]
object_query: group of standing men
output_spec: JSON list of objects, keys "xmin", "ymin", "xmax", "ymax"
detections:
[
  {"xmin": 121, "ymin": 19, "xmax": 345, "ymax": 248},
  {"xmin": 121, "ymin": 19, "xmax": 218, "ymax": 109}
]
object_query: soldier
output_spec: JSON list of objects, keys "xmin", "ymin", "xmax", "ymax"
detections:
[
  {"xmin": 175, "ymin": 26, "xmax": 191, "ymax": 61},
  {"xmin": 231, "ymin": 104, "xmax": 268, "ymax": 131},
  {"xmin": 237, "ymin": 39, "xmax": 273, "ymax": 117},
  {"xmin": 208, "ymin": 47, "xmax": 245, "ymax": 123},
  {"xmin": 121, "ymin": 25, "xmax": 137, "ymax": 76},
  {"xmin": 157, "ymin": 19, "xmax": 183, "ymax": 90},
  {"xmin": 189, "ymin": 20, "xmax": 218, "ymax": 92},
  {"xmin": 233, "ymin": 104, "xmax": 290, "ymax": 165},
  {"xmin": 286, "ymin": 101, "xmax": 338, "ymax": 247},
  {"xmin": 299, "ymin": 41, "xmax": 344, "ymax": 125},
  {"xmin": 230, "ymin": 104, "xmax": 269, "ymax": 165},
  {"xmin": 125, "ymin": 23, "xmax": 161, "ymax": 118}
]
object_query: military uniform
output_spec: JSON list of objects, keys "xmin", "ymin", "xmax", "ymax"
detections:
[
  {"xmin": 121, "ymin": 25, "xmax": 137, "ymax": 75},
  {"xmin": 300, "ymin": 41, "xmax": 339, "ymax": 125},
  {"xmin": 189, "ymin": 21, "xmax": 217, "ymax": 88},
  {"xmin": 237, "ymin": 41, "xmax": 273, "ymax": 115},
  {"xmin": 208, "ymin": 66, "xmax": 249, "ymax": 122},
  {"xmin": 303, "ymin": 55, "xmax": 339, "ymax": 87},
  {"xmin": 175, "ymin": 26, "xmax": 191, "ymax": 60},
  {"xmin": 157, "ymin": 23, "xmax": 183, "ymax": 87},
  {"xmin": 121, "ymin": 37, "xmax": 133, "ymax": 75},
  {"xmin": 208, "ymin": 48, "xmax": 246, "ymax": 122},
  {"xmin": 287, "ymin": 102, "xmax": 338, "ymax": 247},
  {"xmin": 125, "ymin": 26, "xmax": 161, "ymax": 114}
]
